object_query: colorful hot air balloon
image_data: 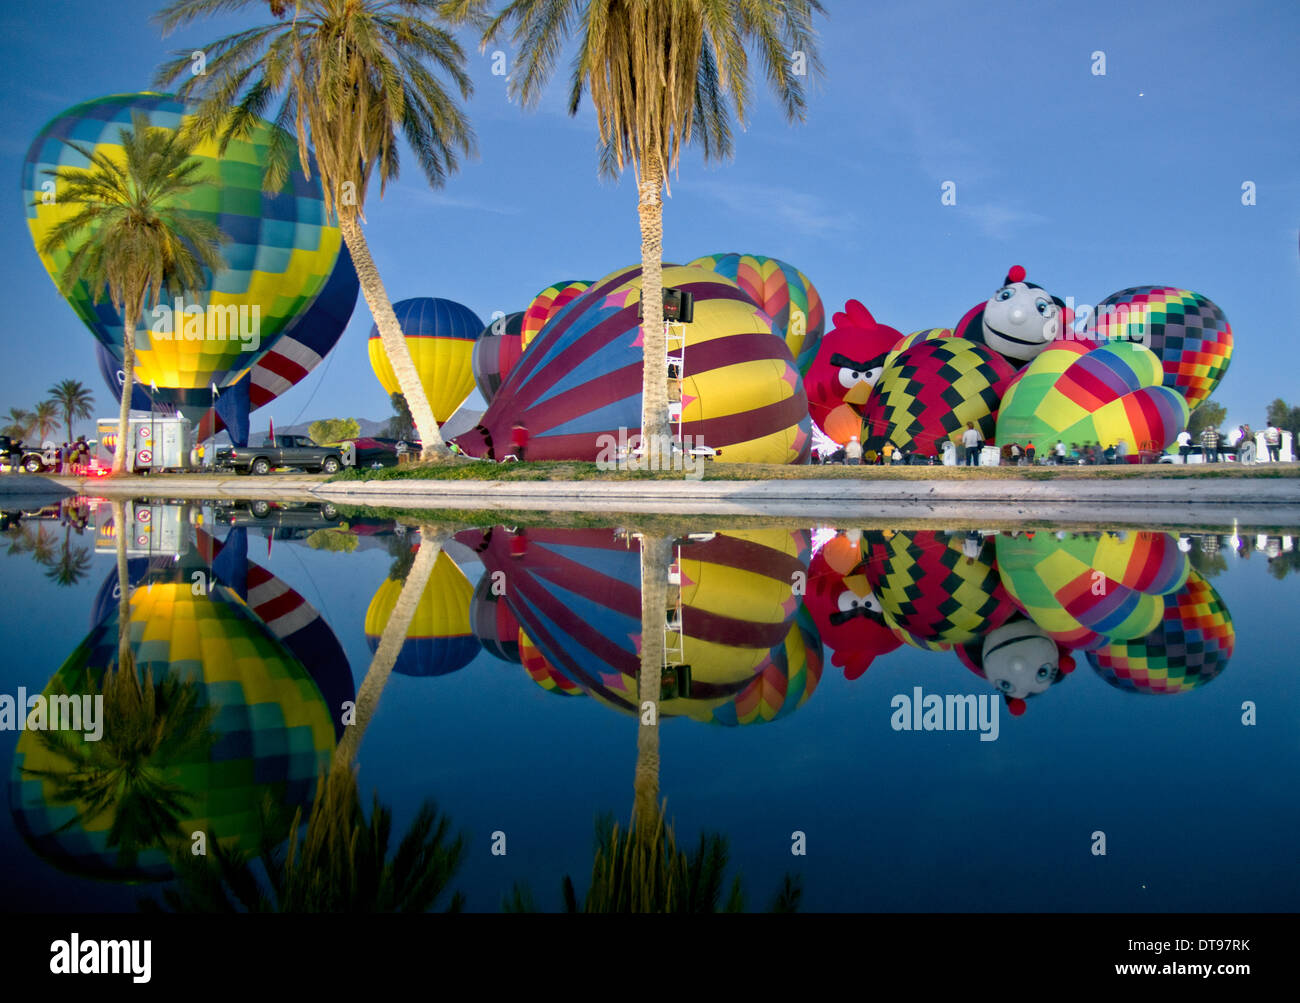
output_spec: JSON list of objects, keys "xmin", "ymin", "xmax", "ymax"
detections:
[
  {"xmin": 953, "ymin": 265, "xmax": 1070, "ymax": 367},
  {"xmin": 708, "ymin": 607, "xmax": 824, "ymax": 726},
  {"xmin": 23, "ymin": 93, "xmax": 344, "ymax": 418},
  {"xmin": 519, "ymin": 630, "xmax": 586, "ymax": 696},
  {"xmin": 96, "ymin": 342, "xmax": 154, "ymax": 413},
  {"xmin": 861, "ymin": 337, "xmax": 1016, "ymax": 460},
  {"xmin": 995, "ymin": 531, "xmax": 1189, "ymax": 649},
  {"xmin": 368, "ymin": 297, "xmax": 483, "ymax": 424},
  {"xmin": 1086, "ymin": 570, "xmax": 1234, "ymax": 693},
  {"xmin": 804, "ymin": 300, "xmax": 903, "ymax": 440},
  {"xmin": 364, "ymin": 549, "xmax": 479, "ymax": 676},
  {"xmin": 1092, "ymin": 286, "xmax": 1232, "ymax": 409},
  {"xmin": 10, "ymin": 567, "xmax": 335, "ymax": 882},
  {"xmin": 520, "ymin": 280, "xmax": 590, "ymax": 350},
  {"xmin": 687, "ymin": 253, "xmax": 825, "ymax": 372},
  {"xmin": 864, "ymin": 530, "xmax": 1019, "ymax": 648},
  {"xmin": 471, "ymin": 310, "xmax": 525, "ymax": 404},
  {"xmin": 995, "ymin": 340, "xmax": 1190, "ymax": 454},
  {"xmin": 453, "ymin": 265, "xmax": 811, "ymax": 464},
  {"xmin": 804, "ymin": 532, "xmax": 902, "ymax": 679},
  {"xmin": 470, "ymin": 572, "xmax": 522, "ymax": 663}
]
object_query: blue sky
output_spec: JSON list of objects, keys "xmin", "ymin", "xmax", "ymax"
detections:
[{"xmin": 2, "ymin": 0, "xmax": 1297, "ymax": 436}]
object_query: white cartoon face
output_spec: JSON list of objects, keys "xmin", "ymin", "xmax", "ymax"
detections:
[
  {"xmin": 983, "ymin": 282, "xmax": 1061, "ymax": 361},
  {"xmin": 981, "ymin": 619, "xmax": 1059, "ymax": 699}
]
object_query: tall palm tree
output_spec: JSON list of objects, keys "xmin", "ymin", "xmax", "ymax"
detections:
[
  {"xmin": 154, "ymin": 0, "xmax": 478, "ymax": 463},
  {"xmin": 3, "ymin": 407, "xmax": 35, "ymax": 440},
  {"xmin": 46, "ymin": 527, "xmax": 93, "ymax": 586},
  {"xmin": 37, "ymin": 112, "xmax": 227, "ymax": 474},
  {"xmin": 48, "ymin": 379, "xmax": 95, "ymax": 442},
  {"xmin": 32, "ymin": 400, "xmax": 62, "ymax": 441},
  {"xmin": 448, "ymin": 0, "xmax": 824, "ymax": 451}
]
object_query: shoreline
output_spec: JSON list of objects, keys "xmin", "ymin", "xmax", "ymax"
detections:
[{"xmin": 20, "ymin": 470, "xmax": 1300, "ymax": 529}]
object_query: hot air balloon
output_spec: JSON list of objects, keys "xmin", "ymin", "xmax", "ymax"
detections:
[
  {"xmin": 364, "ymin": 549, "xmax": 479, "ymax": 676},
  {"xmin": 23, "ymin": 92, "xmax": 344, "ymax": 420},
  {"xmin": 471, "ymin": 310, "xmax": 525, "ymax": 405},
  {"xmin": 954, "ymin": 615, "xmax": 1077, "ymax": 716},
  {"xmin": 995, "ymin": 531, "xmax": 1189, "ymax": 649},
  {"xmin": 687, "ymin": 253, "xmax": 825, "ymax": 372},
  {"xmin": 367, "ymin": 297, "xmax": 483, "ymax": 424},
  {"xmin": 1086, "ymin": 571, "xmax": 1234, "ymax": 693},
  {"xmin": 804, "ymin": 300, "xmax": 903, "ymax": 440},
  {"xmin": 864, "ymin": 530, "xmax": 1019, "ymax": 648},
  {"xmin": 519, "ymin": 630, "xmax": 586, "ymax": 696},
  {"xmin": 707, "ymin": 607, "xmax": 824, "ymax": 726},
  {"xmin": 1092, "ymin": 286, "xmax": 1232, "ymax": 410},
  {"xmin": 10, "ymin": 563, "xmax": 335, "ymax": 882},
  {"xmin": 804, "ymin": 532, "xmax": 902, "ymax": 679},
  {"xmin": 861, "ymin": 337, "xmax": 1016, "ymax": 460},
  {"xmin": 995, "ymin": 340, "xmax": 1189, "ymax": 454},
  {"xmin": 453, "ymin": 265, "xmax": 812, "ymax": 465},
  {"xmin": 954, "ymin": 265, "xmax": 1070, "ymax": 367},
  {"xmin": 96, "ymin": 343, "xmax": 155, "ymax": 413},
  {"xmin": 520, "ymin": 280, "xmax": 590, "ymax": 350},
  {"xmin": 470, "ymin": 572, "xmax": 522, "ymax": 663}
]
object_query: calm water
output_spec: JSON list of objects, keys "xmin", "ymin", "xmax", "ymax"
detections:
[{"xmin": 2, "ymin": 496, "xmax": 1297, "ymax": 913}]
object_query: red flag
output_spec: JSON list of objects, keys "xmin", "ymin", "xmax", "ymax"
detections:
[{"xmin": 269, "ymin": 416, "xmax": 275, "ymax": 446}]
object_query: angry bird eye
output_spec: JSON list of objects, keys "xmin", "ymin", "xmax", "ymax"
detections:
[
  {"xmin": 1035, "ymin": 298, "xmax": 1054, "ymax": 317},
  {"xmin": 865, "ymin": 367, "xmax": 882, "ymax": 384},
  {"xmin": 838, "ymin": 368, "xmax": 869, "ymax": 389},
  {"xmin": 996, "ymin": 287, "xmax": 1015, "ymax": 302}
]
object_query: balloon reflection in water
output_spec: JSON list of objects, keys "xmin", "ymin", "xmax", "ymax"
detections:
[{"xmin": 365, "ymin": 549, "xmax": 480, "ymax": 677}]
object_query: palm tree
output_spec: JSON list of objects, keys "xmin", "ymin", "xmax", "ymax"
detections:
[
  {"xmin": 37, "ymin": 112, "xmax": 227, "ymax": 474},
  {"xmin": 32, "ymin": 400, "xmax": 62, "ymax": 441},
  {"xmin": 154, "ymin": 0, "xmax": 477, "ymax": 463},
  {"xmin": 3, "ymin": 407, "xmax": 35, "ymax": 440},
  {"xmin": 449, "ymin": 0, "xmax": 824, "ymax": 450},
  {"xmin": 48, "ymin": 379, "xmax": 95, "ymax": 442},
  {"xmin": 46, "ymin": 528, "xmax": 93, "ymax": 586}
]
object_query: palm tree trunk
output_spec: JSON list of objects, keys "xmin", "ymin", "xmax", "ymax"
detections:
[
  {"xmin": 113, "ymin": 311, "xmax": 137, "ymax": 475},
  {"xmin": 638, "ymin": 155, "xmax": 670, "ymax": 455},
  {"xmin": 333, "ymin": 527, "xmax": 446, "ymax": 769},
  {"xmin": 633, "ymin": 533, "xmax": 672, "ymax": 836},
  {"xmin": 337, "ymin": 212, "xmax": 451, "ymax": 463},
  {"xmin": 111, "ymin": 499, "xmax": 131, "ymax": 670}
]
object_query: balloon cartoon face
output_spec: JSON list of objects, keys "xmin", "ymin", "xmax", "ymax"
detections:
[
  {"xmin": 956, "ymin": 266, "xmax": 1066, "ymax": 365},
  {"xmin": 805, "ymin": 541, "xmax": 903, "ymax": 680},
  {"xmin": 806, "ymin": 300, "xmax": 903, "ymax": 437},
  {"xmin": 980, "ymin": 619, "xmax": 1061, "ymax": 699}
]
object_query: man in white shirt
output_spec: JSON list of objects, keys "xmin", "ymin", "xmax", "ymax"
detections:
[
  {"xmin": 1115, "ymin": 438, "xmax": 1129, "ymax": 463},
  {"xmin": 845, "ymin": 435, "xmax": 863, "ymax": 465},
  {"xmin": 962, "ymin": 423, "xmax": 982, "ymax": 466},
  {"xmin": 1054, "ymin": 441, "xmax": 1066, "ymax": 464},
  {"xmin": 1176, "ymin": 429, "xmax": 1192, "ymax": 462}
]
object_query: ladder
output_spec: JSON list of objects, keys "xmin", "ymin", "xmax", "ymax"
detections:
[{"xmin": 666, "ymin": 321, "xmax": 686, "ymax": 447}]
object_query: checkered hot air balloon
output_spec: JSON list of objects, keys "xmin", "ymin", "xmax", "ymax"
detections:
[
  {"xmin": 453, "ymin": 265, "xmax": 812, "ymax": 464},
  {"xmin": 861, "ymin": 337, "xmax": 1016, "ymax": 460},
  {"xmin": 996, "ymin": 340, "xmax": 1189, "ymax": 455},
  {"xmin": 23, "ymin": 93, "xmax": 345, "ymax": 420},
  {"xmin": 1092, "ymin": 286, "xmax": 1233, "ymax": 410},
  {"xmin": 708, "ymin": 606, "xmax": 824, "ymax": 726},
  {"xmin": 364, "ymin": 549, "xmax": 480, "ymax": 677},
  {"xmin": 368, "ymin": 298, "xmax": 484, "ymax": 425},
  {"xmin": 688, "ymin": 252, "xmax": 825, "ymax": 372},
  {"xmin": 520, "ymin": 280, "xmax": 591, "ymax": 350},
  {"xmin": 1086, "ymin": 571, "xmax": 1234, "ymax": 693},
  {"xmin": 995, "ymin": 531, "xmax": 1190, "ymax": 649},
  {"xmin": 10, "ymin": 563, "xmax": 335, "ymax": 882}
]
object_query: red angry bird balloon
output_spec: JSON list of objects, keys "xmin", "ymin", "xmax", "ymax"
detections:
[
  {"xmin": 805, "ymin": 300, "xmax": 903, "ymax": 440},
  {"xmin": 805, "ymin": 532, "xmax": 903, "ymax": 680}
]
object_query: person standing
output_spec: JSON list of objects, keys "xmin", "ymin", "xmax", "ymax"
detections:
[
  {"xmin": 1265, "ymin": 424, "xmax": 1282, "ymax": 462},
  {"xmin": 1116, "ymin": 438, "xmax": 1129, "ymax": 464},
  {"xmin": 1009, "ymin": 442, "xmax": 1022, "ymax": 466},
  {"xmin": 1054, "ymin": 440, "xmax": 1066, "ymax": 465},
  {"xmin": 845, "ymin": 435, "xmax": 863, "ymax": 465},
  {"xmin": 1176, "ymin": 429, "xmax": 1192, "ymax": 462},
  {"xmin": 1026, "ymin": 441, "xmax": 1036, "ymax": 465},
  {"xmin": 1201, "ymin": 425, "xmax": 1220, "ymax": 463},
  {"xmin": 511, "ymin": 422, "xmax": 529, "ymax": 462},
  {"xmin": 962, "ymin": 423, "xmax": 982, "ymax": 466}
]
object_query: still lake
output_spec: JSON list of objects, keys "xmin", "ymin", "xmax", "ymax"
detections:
[{"xmin": 2, "ymin": 496, "xmax": 1297, "ymax": 913}]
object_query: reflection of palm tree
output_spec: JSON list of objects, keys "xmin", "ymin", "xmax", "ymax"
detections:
[
  {"xmin": 634, "ymin": 535, "xmax": 672, "ymax": 834},
  {"xmin": 46, "ymin": 526, "xmax": 92, "ymax": 586},
  {"xmin": 151, "ymin": 523, "xmax": 467, "ymax": 912},
  {"xmin": 6, "ymin": 522, "xmax": 58, "ymax": 565}
]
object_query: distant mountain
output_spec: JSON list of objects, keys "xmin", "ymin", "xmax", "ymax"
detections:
[{"xmin": 209, "ymin": 408, "xmax": 484, "ymax": 445}]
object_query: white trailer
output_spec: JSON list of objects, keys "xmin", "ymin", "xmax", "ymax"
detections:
[{"xmin": 95, "ymin": 416, "xmax": 194, "ymax": 473}]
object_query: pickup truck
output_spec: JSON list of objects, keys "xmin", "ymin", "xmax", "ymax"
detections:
[{"xmin": 212, "ymin": 435, "xmax": 352, "ymax": 475}]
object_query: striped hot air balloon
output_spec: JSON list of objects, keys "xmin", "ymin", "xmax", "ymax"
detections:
[
  {"xmin": 364, "ymin": 549, "xmax": 479, "ymax": 677},
  {"xmin": 10, "ymin": 564, "xmax": 335, "ymax": 882},
  {"xmin": 367, "ymin": 298, "xmax": 484, "ymax": 424},
  {"xmin": 23, "ymin": 93, "xmax": 344, "ymax": 419},
  {"xmin": 470, "ymin": 572, "xmax": 523, "ymax": 663},
  {"xmin": 471, "ymin": 310, "xmax": 525, "ymax": 405},
  {"xmin": 519, "ymin": 630, "xmax": 586, "ymax": 696},
  {"xmin": 688, "ymin": 253, "xmax": 825, "ymax": 372},
  {"xmin": 520, "ymin": 280, "xmax": 590, "ymax": 350},
  {"xmin": 453, "ymin": 264, "xmax": 812, "ymax": 464},
  {"xmin": 995, "ymin": 531, "xmax": 1189, "ymax": 650},
  {"xmin": 996, "ymin": 340, "xmax": 1189, "ymax": 455},
  {"xmin": 1086, "ymin": 570, "xmax": 1234, "ymax": 693},
  {"xmin": 1092, "ymin": 286, "xmax": 1232, "ymax": 410}
]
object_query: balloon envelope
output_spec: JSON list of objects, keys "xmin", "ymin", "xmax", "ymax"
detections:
[
  {"xmin": 368, "ymin": 297, "xmax": 483, "ymax": 424},
  {"xmin": 471, "ymin": 310, "xmax": 525, "ymax": 404},
  {"xmin": 521, "ymin": 280, "xmax": 590, "ymax": 350},
  {"xmin": 364, "ymin": 549, "xmax": 479, "ymax": 676}
]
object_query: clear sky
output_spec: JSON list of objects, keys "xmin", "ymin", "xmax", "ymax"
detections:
[{"xmin": 2, "ymin": 0, "xmax": 1297, "ymax": 437}]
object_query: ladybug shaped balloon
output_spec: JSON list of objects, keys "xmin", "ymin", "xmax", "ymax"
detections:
[
  {"xmin": 955, "ymin": 265, "xmax": 1069, "ymax": 367},
  {"xmin": 805, "ymin": 300, "xmax": 903, "ymax": 440}
]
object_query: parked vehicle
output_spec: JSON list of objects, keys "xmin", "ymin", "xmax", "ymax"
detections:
[
  {"xmin": 213, "ymin": 434, "xmax": 352, "ymax": 475},
  {"xmin": 1159, "ymin": 445, "xmax": 1237, "ymax": 464}
]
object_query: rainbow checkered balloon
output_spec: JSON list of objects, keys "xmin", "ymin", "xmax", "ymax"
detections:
[
  {"xmin": 1092, "ymin": 286, "xmax": 1232, "ymax": 409},
  {"xmin": 23, "ymin": 93, "xmax": 343, "ymax": 417},
  {"xmin": 1086, "ymin": 571, "xmax": 1234, "ymax": 693},
  {"xmin": 520, "ymin": 280, "xmax": 590, "ymax": 350},
  {"xmin": 709, "ymin": 607, "xmax": 824, "ymax": 726}
]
